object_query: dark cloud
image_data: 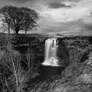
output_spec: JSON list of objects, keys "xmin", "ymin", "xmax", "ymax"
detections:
[
  {"xmin": 4, "ymin": 0, "xmax": 33, "ymax": 4},
  {"xmin": 1, "ymin": 0, "xmax": 79, "ymax": 8},
  {"xmin": 38, "ymin": 18, "xmax": 92, "ymax": 35},
  {"xmin": 83, "ymin": 24, "xmax": 92, "ymax": 31},
  {"xmin": 38, "ymin": 19, "xmax": 83, "ymax": 33},
  {"xmin": 66, "ymin": 0, "xmax": 80, "ymax": 2},
  {"xmin": 48, "ymin": 3, "xmax": 71, "ymax": 8},
  {"xmin": 5, "ymin": 0, "xmax": 62, "ymax": 4}
]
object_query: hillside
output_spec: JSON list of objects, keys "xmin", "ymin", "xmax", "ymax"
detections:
[{"xmin": 0, "ymin": 33, "xmax": 92, "ymax": 92}]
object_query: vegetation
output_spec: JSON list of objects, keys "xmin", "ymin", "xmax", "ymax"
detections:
[
  {"xmin": 0, "ymin": 5, "xmax": 38, "ymax": 35},
  {"xmin": 0, "ymin": 34, "xmax": 40, "ymax": 92},
  {"xmin": 29, "ymin": 36, "xmax": 92, "ymax": 92},
  {"xmin": 0, "ymin": 33, "xmax": 92, "ymax": 92}
]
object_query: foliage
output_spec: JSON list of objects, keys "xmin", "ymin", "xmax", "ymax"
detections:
[
  {"xmin": 0, "ymin": 35, "xmax": 40, "ymax": 92},
  {"xmin": 0, "ymin": 5, "xmax": 39, "ymax": 34}
]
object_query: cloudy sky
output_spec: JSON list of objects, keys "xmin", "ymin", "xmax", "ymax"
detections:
[{"xmin": 0, "ymin": 0, "xmax": 92, "ymax": 35}]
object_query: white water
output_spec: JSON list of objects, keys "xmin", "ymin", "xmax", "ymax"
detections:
[{"xmin": 41, "ymin": 38, "xmax": 60, "ymax": 66}]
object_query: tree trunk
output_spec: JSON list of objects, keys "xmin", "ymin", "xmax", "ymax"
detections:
[
  {"xmin": 8, "ymin": 26, "xmax": 10, "ymax": 35},
  {"xmin": 15, "ymin": 31, "xmax": 19, "ymax": 35},
  {"xmin": 15, "ymin": 28, "xmax": 19, "ymax": 35},
  {"xmin": 7, "ymin": 26, "xmax": 11, "ymax": 41},
  {"xmin": 25, "ymin": 30, "xmax": 27, "ymax": 35}
]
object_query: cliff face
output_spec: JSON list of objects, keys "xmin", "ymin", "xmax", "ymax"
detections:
[
  {"xmin": 29, "ymin": 36, "xmax": 92, "ymax": 92},
  {"xmin": 57, "ymin": 38, "xmax": 70, "ymax": 68},
  {"xmin": 12, "ymin": 35, "xmax": 70, "ymax": 65},
  {"xmin": 12, "ymin": 35, "xmax": 91, "ymax": 68}
]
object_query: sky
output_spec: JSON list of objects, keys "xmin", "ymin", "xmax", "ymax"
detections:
[{"xmin": 0, "ymin": 0, "xmax": 92, "ymax": 35}]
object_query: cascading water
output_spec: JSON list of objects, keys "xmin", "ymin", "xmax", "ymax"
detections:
[
  {"xmin": 36, "ymin": 38, "xmax": 63, "ymax": 80},
  {"xmin": 41, "ymin": 38, "xmax": 60, "ymax": 66},
  {"xmin": 33, "ymin": 38, "xmax": 68, "ymax": 80}
]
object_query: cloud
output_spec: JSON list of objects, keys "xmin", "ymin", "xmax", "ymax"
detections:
[
  {"xmin": 48, "ymin": 3, "xmax": 71, "ymax": 9},
  {"xmin": 0, "ymin": 0, "xmax": 92, "ymax": 35},
  {"xmin": 3, "ymin": 0, "xmax": 64, "ymax": 6},
  {"xmin": 83, "ymin": 23, "xmax": 92, "ymax": 31},
  {"xmin": 37, "ymin": 18, "xmax": 92, "ymax": 35},
  {"xmin": 33, "ymin": 0, "xmax": 92, "ymax": 35},
  {"xmin": 4, "ymin": 0, "xmax": 32, "ymax": 4},
  {"xmin": 39, "ymin": 0, "xmax": 92, "ymax": 22},
  {"xmin": 37, "ymin": 18, "xmax": 83, "ymax": 33},
  {"xmin": 0, "ymin": 0, "xmax": 35, "ymax": 7}
]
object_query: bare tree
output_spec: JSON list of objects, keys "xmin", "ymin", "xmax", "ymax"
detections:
[
  {"xmin": 0, "ymin": 5, "xmax": 39, "ymax": 35},
  {"xmin": 0, "ymin": 35, "xmax": 40, "ymax": 92}
]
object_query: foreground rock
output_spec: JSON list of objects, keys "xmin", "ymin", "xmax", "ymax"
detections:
[{"xmin": 30, "ymin": 51, "xmax": 92, "ymax": 92}]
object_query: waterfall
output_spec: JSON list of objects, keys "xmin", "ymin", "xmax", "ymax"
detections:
[{"xmin": 41, "ymin": 38, "xmax": 59, "ymax": 66}]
